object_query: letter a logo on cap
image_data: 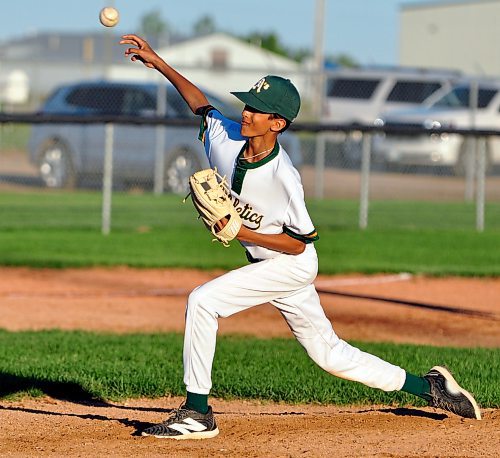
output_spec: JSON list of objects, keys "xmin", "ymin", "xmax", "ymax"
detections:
[
  {"xmin": 252, "ymin": 78, "xmax": 270, "ymax": 93},
  {"xmin": 231, "ymin": 75, "xmax": 301, "ymax": 121}
]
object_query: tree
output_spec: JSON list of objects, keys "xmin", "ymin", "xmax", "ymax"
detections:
[
  {"xmin": 243, "ymin": 32, "xmax": 289, "ymax": 59},
  {"xmin": 242, "ymin": 32, "xmax": 312, "ymax": 63},
  {"xmin": 325, "ymin": 53, "xmax": 358, "ymax": 68},
  {"xmin": 140, "ymin": 9, "xmax": 169, "ymax": 47},
  {"xmin": 193, "ymin": 15, "xmax": 217, "ymax": 36},
  {"xmin": 290, "ymin": 48, "xmax": 312, "ymax": 63}
]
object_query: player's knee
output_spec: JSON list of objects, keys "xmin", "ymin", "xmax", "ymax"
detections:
[
  {"xmin": 187, "ymin": 287, "xmax": 203, "ymax": 309},
  {"xmin": 187, "ymin": 286, "xmax": 216, "ymax": 316}
]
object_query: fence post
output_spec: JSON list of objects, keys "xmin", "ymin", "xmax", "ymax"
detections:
[
  {"xmin": 359, "ymin": 133, "xmax": 372, "ymax": 229},
  {"xmin": 464, "ymin": 136, "xmax": 476, "ymax": 202},
  {"xmin": 102, "ymin": 123, "xmax": 114, "ymax": 235},
  {"xmin": 154, "ymin": 81, "xmax": 167, "ymax": 195},
  {"xmin": 475, "ymin": 137, "xmax": 486, "ymax": 232},
  {"xmin": 465, "ymin": 80, "xmax": 479, "ymax": 202},
  {"xmin": 314, "ymin": 133, "xmax": 326, "ymax": 199}
]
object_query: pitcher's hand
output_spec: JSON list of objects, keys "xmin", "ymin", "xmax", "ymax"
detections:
[{"xmin": 120, "ymin": 34, "xmax": 159, "ymax": 69}]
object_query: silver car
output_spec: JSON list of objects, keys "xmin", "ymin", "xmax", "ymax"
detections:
[
  {"xmin": 372, "ymin": 80, "xmax": 500, "ymax": 174},
  {"xmin": 28, "ymin": 80, "xmax": 302, "ymax": 193}
]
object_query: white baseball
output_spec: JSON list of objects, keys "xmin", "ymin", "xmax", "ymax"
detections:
[{"xmin": 99, "ymin": 7, "xmax": 120, "ymax": 27}]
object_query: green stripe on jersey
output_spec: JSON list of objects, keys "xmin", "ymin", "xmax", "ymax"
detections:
[
  {"xmin": 283, "ymin": 226, "xmax": 319, "ymax": 243},
  {"xmin": 197, "ymin": 105, "xmax": 216, "ymax": 142},
  {"xmin": 231, "ymin": 141, "xmax": 279, "ymax": 194}
]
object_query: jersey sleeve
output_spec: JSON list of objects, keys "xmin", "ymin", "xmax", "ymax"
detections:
[
  {"xmin": 282, "ymin": 185, "xmax": 319, "ymax": 244},
  {"xmin": 196, "ymin": 106, "xmax": 243, "ymax": 163},
  {"xmin": 197, "ymin": 106, "xmax": 238, "ymax": 144}
]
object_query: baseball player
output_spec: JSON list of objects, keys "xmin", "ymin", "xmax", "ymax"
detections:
[{"xmin": 121, "ymin": 34, "xmax": 481, "ymax": 440}]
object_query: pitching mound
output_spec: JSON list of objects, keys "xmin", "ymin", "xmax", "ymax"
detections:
[{"xmin": 0, "ymin": 267, "xmax": 498, "ymax": 457}]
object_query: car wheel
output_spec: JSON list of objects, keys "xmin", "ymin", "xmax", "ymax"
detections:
[
  {"xmin": 38, "ymin": 140, "xmax": 76, "ymax": 188},
  {"xmin": 164, "ymin": 148, "xmax": 202, "ymax": 194}
]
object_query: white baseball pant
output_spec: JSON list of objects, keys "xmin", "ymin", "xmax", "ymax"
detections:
[{"xmin": 183, "ymin": 244, "xmax": 406, "ymax": 395}]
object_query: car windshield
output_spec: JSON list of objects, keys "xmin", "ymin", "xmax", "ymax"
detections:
[
  {"xmin": 431, "ymin": 86, "xmax": 498, "ymax": 109},
  {"xmin": 326, "ymin": 77, "xmax": 380, "ymax": 100},
  {"xmin": 165, "ymin": 87, "xmax": 240, "ymax": 121},
  {"xmin": 386, "ymin": 80, "xmax": 443, "ymax": 103}
]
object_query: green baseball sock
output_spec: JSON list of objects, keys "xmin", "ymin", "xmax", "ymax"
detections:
[
  {"xmin": 185, "ymin": 391, "xmax": 209, "ymax": 414},
  {"xmin": 401, "ymin": 372, "xmax": 431, "ymax": 401}
]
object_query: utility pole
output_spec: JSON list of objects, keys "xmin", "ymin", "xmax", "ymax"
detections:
[{"xmin": 313, "ymin": 0, "xmax": 326, "ymax": 119}]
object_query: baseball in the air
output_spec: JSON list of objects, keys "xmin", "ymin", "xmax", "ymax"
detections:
[{"xmin": 99, "ymin": 7, "xmax": 120, "ymax": 27}]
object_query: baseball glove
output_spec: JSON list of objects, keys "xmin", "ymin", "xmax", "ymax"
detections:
[{"xmin": 185, "ymin": 168, "xmax": 242, "ymax": 247}]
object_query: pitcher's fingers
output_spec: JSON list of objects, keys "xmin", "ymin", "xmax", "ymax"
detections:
[
  {"xmin": 124, "ymin": 47, "xmax": 137, "ymax": 54},
  {"xmin": 121, "ymin": 34, "xmax": 147, "ymax": 46},
  {"xmin": 121, "ymin": 34, "xmax": 142, "ymax": 41},
  {"xmin": 120, "ymin": 39, "xmax": 138, "ymax": 46}
]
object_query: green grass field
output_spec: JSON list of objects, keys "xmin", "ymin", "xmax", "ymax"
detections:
[
  {"xmin": 0, "ymin": 191, "xmax": 498, "ymax": 405},
  {"xmin": 0, "ymin": 191, "xmax": 499, "ymax": 274},
  {"xmin": 0, "ymin": 124, "xmax": 30, "ymax": 150},
  {"xmin": 0, "ymin": 330, "xmax": 497, "ymax": 407}
]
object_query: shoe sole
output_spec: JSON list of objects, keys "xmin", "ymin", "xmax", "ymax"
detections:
[
  {"xmin": 431, "ymin": 365, "xmax": 481, "ymax": 420},
  {"xmin": 142, "ymin": 428, "xmax": 220, "ymax": 440}
]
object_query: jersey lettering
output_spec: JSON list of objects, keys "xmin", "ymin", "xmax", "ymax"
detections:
[{"xmin": 232, "ymin": 197, "xmax": 263, "ymax": 229}]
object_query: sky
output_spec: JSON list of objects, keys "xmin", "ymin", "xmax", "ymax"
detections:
[{"xmin": 0, "ymin": 0, "xmax": 438, "ymax": 65}]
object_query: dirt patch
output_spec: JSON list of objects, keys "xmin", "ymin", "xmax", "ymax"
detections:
[
  {"xmin": 0, "ymin": 267, "xmax": 499, "ymax": 457},
  {"xmin": 1, "ymin": 267, "xmax": 498, "ymax": 347},
  {"xmin": 1, "ymin": 397, "xmax": 498, "ymax": 458}
]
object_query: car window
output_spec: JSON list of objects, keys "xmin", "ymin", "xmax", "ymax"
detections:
[
  {"xmin": 165, "ymin": 89, "xmax": 193, "ymax": 118},
  {"xmin": 66, "ymin": 87, "xmax": 125, "ymax": 114},
  {"xmin": 326, "ymin": 78, "xmax": 381, "ymax": 100},
  {"xmin": 206, "ymin": 94, "xmax": 240, "ymax": 120},
  {"xmin": 122, "ymin": 88, "xmax": 156, "ymax": 115},
  {"xmin": 386, "ymin": 80, "xmax": 443, "ymax": 103},
  {"xmin": 163, "ymin": 87, "xmax": 240, "ymax": 121},
  {"xmin": 432, "ymin": 86, "xmax": 498, "ymax": 109}
]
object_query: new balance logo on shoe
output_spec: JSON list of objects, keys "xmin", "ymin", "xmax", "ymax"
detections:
[
  {"xmin": 165, "ymin": 417, "xmax": 210, "ymax": 435},
  {"xmin": 142, "ymin": 406, "xmax": 219, "ymax": 440}
]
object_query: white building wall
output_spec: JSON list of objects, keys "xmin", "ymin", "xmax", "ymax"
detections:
[
  {"xmin": 399, "ymin": 0, "xmax": 500, "ymax": 76},
  {"xmin": 110, "ymin": 33, "xmax": 308, "ymax": 109}
]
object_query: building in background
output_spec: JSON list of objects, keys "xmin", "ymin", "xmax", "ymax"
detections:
[
  {"xmin": 108, "ymin": 32, "xmax": 305, "ymax": 106},
  {"xmin": 399, "ymin": 0, "xmax": 500, "ymax": 76},
  {"xmin": 0, "ymin": 31, "xmax": 125, "ymax": 109},
  {"xmin": 0, "ymin": 31, "xmax": 306, "ymax": 113}
]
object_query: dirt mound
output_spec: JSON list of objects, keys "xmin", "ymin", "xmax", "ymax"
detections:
[{"xmin": 0, "ymin": 267, "xmax": 498, "ymax": 457}]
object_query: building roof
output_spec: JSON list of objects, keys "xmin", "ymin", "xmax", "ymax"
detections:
[
  {"xmin": 0, "ymin": 31, "xmax": 299, "ymax": 71},
  {"xmin": 157, "ymin": 32, "xmax": 300, "ymax": 71}
]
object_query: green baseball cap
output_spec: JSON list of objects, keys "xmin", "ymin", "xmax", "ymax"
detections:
[{"xmin": 231, "ymin": 75, "xmax": 301, "ymax": 122}]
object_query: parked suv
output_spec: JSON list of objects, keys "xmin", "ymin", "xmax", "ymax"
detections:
[
  {"xmin": 322, "ymin": 66, "xmax": 460, "ymax": 124},
  {"xmin": 320, "ymin": 67, "xmax": 460, "ymax": 166},
  {"xmin": 372, "ymin": 79, "xmax": 500, "ymax": 174},
  {"xmin": 28, "ymin": 80, "xmax": 302, "ymax": 193}
]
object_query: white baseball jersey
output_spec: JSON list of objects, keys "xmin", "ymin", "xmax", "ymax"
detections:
[{"xmin": 199, "ymin": 108, "xmax": 319, "ymax": 261}]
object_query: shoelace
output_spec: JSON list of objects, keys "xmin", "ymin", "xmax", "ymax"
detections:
[{"xmin": 163, "ymin": 403, "xmax": 191, "ymax": 424}]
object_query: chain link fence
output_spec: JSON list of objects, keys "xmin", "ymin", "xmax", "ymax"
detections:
[{"xmin": 1, "ymin": 70, "xmax": 500, "ymax": 235}]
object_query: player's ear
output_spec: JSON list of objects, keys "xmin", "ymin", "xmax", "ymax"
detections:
[{"xmin": 270, "ymin": 117, "xmax": 287, "ymax": 132}]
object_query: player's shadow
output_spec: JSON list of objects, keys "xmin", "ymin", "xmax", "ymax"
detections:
[
  {"xmin": 0, "ymin": 372, "xmax": 175, "ymax": 435},
  {"xmin": 0, "ymin": 372, "xmax": 173, "ymax": 411},
  {"xmin": 0, "ymin": 372, "xmax": 101, "ymax": 403},
  {"xmin": 0, "ymin": 404, "xmax": 152, "ymax": 435},
  {"xmin": 360, "ymin": 406, "xmax": 447, "ymax": 420}
]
